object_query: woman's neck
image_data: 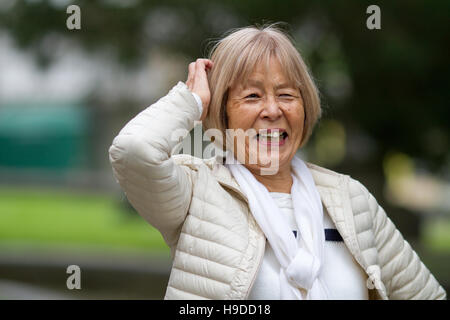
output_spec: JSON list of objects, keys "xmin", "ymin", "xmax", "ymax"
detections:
[{"xmin": 249, "ymin": 165, "xmax": 293, "ymax": 193}]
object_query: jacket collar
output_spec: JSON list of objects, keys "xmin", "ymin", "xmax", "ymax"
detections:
[
  {"xmin": 210, "ymin": 158, "xmax": 352, "ymax": 244},
  {"xmin": 179, "ymin": 153, "xmax": 346, "ymax": 232},
  {"xmin": 210, "ymin": 156, "xmax": 343, "ymax": 225},
  {"xmin": 210, "ymin": 159, "xmax": 357, "ymax": 261}
]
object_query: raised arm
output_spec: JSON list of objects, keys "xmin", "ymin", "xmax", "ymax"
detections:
[{"xmin": 108, "ymin": 59, "xmax": 213, "ymax": 249}]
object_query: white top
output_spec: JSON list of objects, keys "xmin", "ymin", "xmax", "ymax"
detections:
[
  {"xmin": 248, "ymin": 192, "xmax": 369, "ymax": 300},
  {"xmin": 191, "ymin": 92, "xmax": 203, "ymax": 115}
]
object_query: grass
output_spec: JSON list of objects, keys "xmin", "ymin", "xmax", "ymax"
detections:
[
  {"xmin": 0, "ymin": 186, "xmax": 170, "ymax": 254},
  {"xmin": 0, "ymin": 185, "xmax": 449, "ymax": 255}
]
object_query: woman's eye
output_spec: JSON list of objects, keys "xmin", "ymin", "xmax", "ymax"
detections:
[
  {"xmin": 246, "ymin": 93, "xmax": 260, "ymax": 99},
  {"xmin": 280, "ymin": 94, "xmax": 292, "ymax": 97}
]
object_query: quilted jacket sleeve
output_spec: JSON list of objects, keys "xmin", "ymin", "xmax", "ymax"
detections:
[
  {"xmin": 108, "ymin": 81, "xmax": 201, "ymax": 248},
  {"xmin": 356, "ymin": 180, "xmax": 447, "ymax": 300}
]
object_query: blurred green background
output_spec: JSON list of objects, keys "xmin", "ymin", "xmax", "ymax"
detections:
[{"xmin": 0, "ymin": 0, "xmax": 448, "ymax": 299}]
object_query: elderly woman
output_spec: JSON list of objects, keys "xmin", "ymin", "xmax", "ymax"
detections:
[{"xmin": 109, "ymin": 24, "xmax": 446, "ymax": 300}]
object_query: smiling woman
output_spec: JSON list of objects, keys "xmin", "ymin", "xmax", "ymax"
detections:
[
  {"xmin": 225, "ymin": 57, "xmax": 306, "ymax": 192},
  {"xmin": 108, "ymin": 22, "xmax": 446, "ymax": 300},
  {"xmin": 204, "ymin": 25, "xmax": 320, "ymax": 167}
]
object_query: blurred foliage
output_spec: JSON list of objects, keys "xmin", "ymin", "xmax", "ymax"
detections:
[
  {"xmin": 423, "ymin": 218, "xmax": 450, "ymax": 252},
  {"xmin": 0, "ymin": 0, "xmax": 449, "ymax": 239},
  {"xmin": 1, "ymin": 0, "xmax": 448, "ymax": 175}
]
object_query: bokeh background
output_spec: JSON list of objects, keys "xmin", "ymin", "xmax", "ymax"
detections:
[{"xmin": 0, "ymin": 0, "xmax": 449, "ymax": 299}]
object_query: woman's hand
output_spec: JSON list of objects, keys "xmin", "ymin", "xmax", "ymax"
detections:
[{"xmin": 186, "ymin": 58, "xmax": 213, "ymax": 121}]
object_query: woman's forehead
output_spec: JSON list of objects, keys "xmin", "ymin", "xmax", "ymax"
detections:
[
  {"xmin": 233, "ymin": 77, "xmax": 296, "ymax": 91},
  {"xmin": 230, "ymin": 56, "xmax": 298, "ymax": 91}
]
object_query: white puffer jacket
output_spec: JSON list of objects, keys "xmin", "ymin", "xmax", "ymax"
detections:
[{"xmin": 109, "ymin": 81, "xmax": 447, "ymax": 300}]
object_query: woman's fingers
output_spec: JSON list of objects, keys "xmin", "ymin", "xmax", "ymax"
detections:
[
  {"xmin": 185, "ymin": 58, "xmax": 213, "ymax": 120},
  {"xmin": 187, "ymin": 59, "xmax": 212, "ymax": 89},
  {"xmin": 204, "ymin": 59, "xmax": 214, "ymax": 70},
  {"xmin": 186, "ymin": 62, "xmax": 196, "ymax": 90},
  {"xmin": 194, "ymin": 60, "xmax": 212, "ymax": 105},
  {"xmin": 194, "ymin": 59, "xmax": 207, "ymax": 81},
  {"xmin": 205, "ymin": 59, "xmax": 213, "ymax": 69},
  {"xmin": 194, "ymin": 59, "xmax": 213, "ymax": 86}
]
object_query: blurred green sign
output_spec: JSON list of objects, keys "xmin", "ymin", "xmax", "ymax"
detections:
[{"xmin": 0, "ymin": 102, "xmax": 89, "ymax": 170}]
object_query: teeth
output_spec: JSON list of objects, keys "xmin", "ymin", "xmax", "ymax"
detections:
[{"xmin": 259, "ymin": 131, "xmax": 282, "ymax": 138}]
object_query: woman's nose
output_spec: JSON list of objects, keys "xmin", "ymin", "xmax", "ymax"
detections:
[{"xmin": 260, "ymin": 95, "xmax": 282, "ymax": 120}]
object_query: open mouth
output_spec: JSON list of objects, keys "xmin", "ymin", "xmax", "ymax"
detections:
[{"xmin": 256, "ymin": 129, "xmax": 289, "ymax": 145}]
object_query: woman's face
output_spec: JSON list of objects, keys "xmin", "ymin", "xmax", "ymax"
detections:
[{"xmin": 226, "ymin": 57, "xmax": 305, "ymax": 175}]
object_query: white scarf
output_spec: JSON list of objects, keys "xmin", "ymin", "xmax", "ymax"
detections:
[{"xmin": 226, "ymin": 155, "xmax": 330, "ymax": 299}]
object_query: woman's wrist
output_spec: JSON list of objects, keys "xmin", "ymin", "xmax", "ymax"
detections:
[{"xmin": 191, "ymin": 91, "xmax": 203, "ymax": 117}]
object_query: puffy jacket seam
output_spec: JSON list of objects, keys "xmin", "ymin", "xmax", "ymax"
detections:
[
  {"xmin": 393, "ymin": 242, "xmax": 415, "ymax": 277},
  {"xmin": 378, "ymin": 230, "xmax": 392, "ymax": 255},
  {"xmin": 165, "ymin": 186, "xmax": 188, "ymax": 203},
  {"xmin": 389, "ymin": 248, "xmax": 420, "ymax": 293},
  {"xmin": 356, "ymin": 225, "xmax": 373, "ymax": 236},
  {"xmin": 391, "ymin": 265, "xmax": 424, "ymax": 299},
  {"xmin": 381, "ymin": 237, "xmax": 405, "ymax": 274},
  {"xmin": 353, "ymin": 209, "xmax": 369, "ymax": 217},
  {"xmin": 429, "ymin": 276, "xmax": 447, "ymax": 300},
  {"xmin": 382, "ymin": 238, "xmax": 407, "ymax": 294},
  {"xmin": 168, "ymin": 285, "xmax": 211, "ymax": 300},
  {"xmin": 242, "ymin": 231, "xmax": 265, "ymax": 300},
  {"xmin": 397, "ymin": 258, "xmax": 420, "ymax": 288},
  {"xmin": 189, "ymin": 199, "xmax": 248, "ymax": 241},
  {"xmin": 172, "ymin": 266, "xmax": 232, "ymax": 287},
  {"xmin": 227, "ymin": 214, "xmax": 262, "ymax": 300},
  {"xmin": 176, "ymin": 248, "xmax": 237, "ymax": 270},
  {"xmin": 408, "ymin": 272, "xmax": 431, "ymax": 300},
  {"xmin": 341, "ymin": 175, "xmax": 365, "ymax": 267},
  {"xmin": 189, "ymin": 212, "xmax": 246, "ymax": 242},
  {"xmin": 373, "ymin": 204, "xmax": 391, "ymax": 251},
  {"xmin": 180, "ymin": 231, "xmax": 244, "ymax": 254},
  {"xmin": 349, "ymin": 190, "xmax": 365, "ymax": 199},
  {"xmin": 139, "ymin": 183, "xmax": 176, "ymax": 194},
  {"xmin": 349, "ymin": 192, "xmax": 366, "ymax": 205}
]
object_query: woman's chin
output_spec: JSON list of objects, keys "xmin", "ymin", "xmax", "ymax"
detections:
[{"xmin": 246, "ymin": 151, "xmax": 290, "ymax": 175}]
